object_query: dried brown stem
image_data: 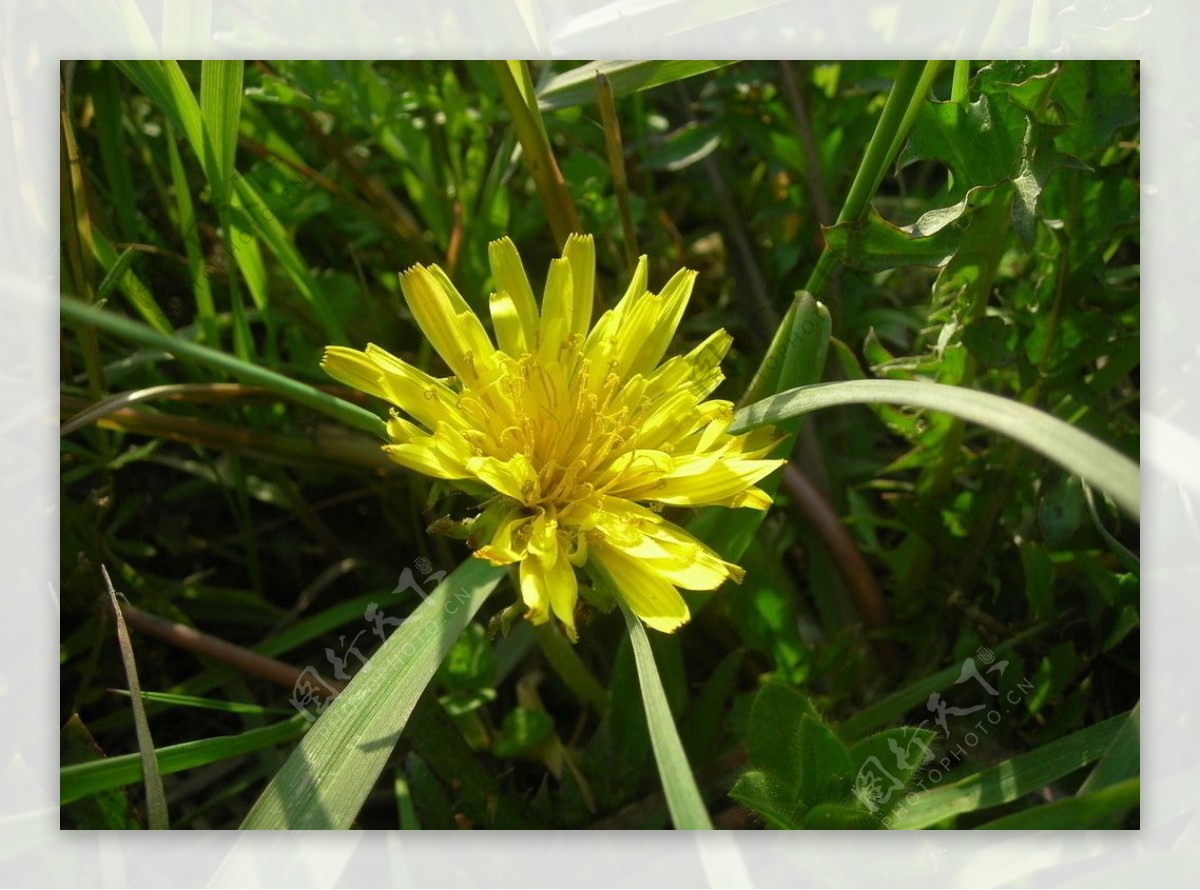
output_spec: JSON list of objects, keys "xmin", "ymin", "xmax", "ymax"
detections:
[{"xmin": 118, "ymin": 601, "xmax": 345, "ymax": 695}]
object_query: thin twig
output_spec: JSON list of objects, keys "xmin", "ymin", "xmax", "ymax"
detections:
[{"xmin": 118, "ymin": 601, "xmax": 345, "ymax": 695}]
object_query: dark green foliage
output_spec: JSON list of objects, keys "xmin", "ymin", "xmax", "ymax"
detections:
[{"xmin": 60, "ymin": 59, "xmax": 1138, "ymax": 829}]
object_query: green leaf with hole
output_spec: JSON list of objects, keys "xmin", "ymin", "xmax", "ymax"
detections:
[{"xmin": 899, "ymin": 73, "xmax": 1085, "ymax": 243}]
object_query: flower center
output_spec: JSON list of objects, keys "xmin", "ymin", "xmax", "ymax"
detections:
[{"xmin": 457, "ymin": 337, "xmax": 653, "ymax": 512}]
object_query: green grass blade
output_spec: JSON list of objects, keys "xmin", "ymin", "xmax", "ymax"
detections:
[
  {"xmin": 165, "ymin": 120, "xmax": 218, "ymax": 345},
  {"xmin": 90, "ymin": 228, "xmax": 172, "ymax": 334},
  {"xmin": 231, "ymin": 175, "xmax": 348, "ymax": 342},
  {"xmin": 1073, "ymin": 702, "xmax": 1139, "ymax": 828},
  {"xmin": 615, "ymin": 596, "xmax": 713, "ymax": 830},
  {"xmin": 102, "ymin": 566, "xmax": 168, "ymax": 829},
  {"xmin": 115, "ymin": 61, "xmax": 204, "ymax": 171},
  {"xmin": 1078, "ymin": 702, "xmax": 1139, "ymax": 794},
  {"xmin": 199, "ymin": 60, "xmax": 243, "ymax": 206},
  {"xmin": 887, "ymin": 713, "xmax": 1128, "ymax": 829},
  {"xmin": 60, "ymin": 297, "xmax": 386, "ymax": 440},
  {"xmin": 538, "ymin": 61, "xmax": 734, "ymax": 110},
  {"xmin": 110, "ymin": 689, "xmax": 294, "ymax": 717},
  {"xmin": 240, "ymin": 558, "xmax": 505, "ymax": 829},
  {"xmin": 975, "ymin": 777, "xmax": 1139, "ymax": 829},
  {"xmin": 60, "ymin": 715, "xmax": 310, "ymax": 805},
  {"xmin": 732, "ymin": 379, "xmax": 1139, "ymax": 520}
]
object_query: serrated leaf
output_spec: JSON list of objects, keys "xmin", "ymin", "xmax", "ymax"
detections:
[
  {"xmin": 900, "ymin": 89, "xmax": 1084, "ymax": 244},
  {"xmin": 738, "ymin": 685, "xmax": 855, "ymax": 823}
]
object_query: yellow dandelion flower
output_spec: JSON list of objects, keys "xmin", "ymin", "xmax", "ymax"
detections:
[{"xmin": 323, "ymin": 235, "xmax": 783, "ymax": 639}]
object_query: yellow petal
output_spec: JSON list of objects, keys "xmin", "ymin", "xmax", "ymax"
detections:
[
  {"xmin": 519, "ymin": 557, "xmax": 551, "ymax": 624},
  {"xmin": 528, "ymin": 512, "xmax": 559, "ymax": 568},
  {"xmin": 321, "ymin": 346, "xmax": 389, "ymax": 401},
  {"xmin": 400, "ymin": 265, "xmax": 494, "ymax": 383},
  {"xmin": 546, "ymin": 542, "xmax": 579, "ymax": 640},
  {"xmin": 489, "ymin": 290, "xmax": 529, "ymax": 356},
  {"xmin": 467, "ymin": 453, "xmax": 539, "ymax": 503},
  {"xmin": 642, "ymin": 458, "xmax": 785, "ymax": 506},
  {"xmin": 488, "ymin": 237, "xmax": 540, "ymax": 340},
  {"xmin": 537, "ymin": 257, "xmax": 573, "ymax": 364},
  {"xmin": 475, "ymin": 510, "xmax": 532, "ymax": 564},
  {"xmin": 593, "ymin": 545, "xmax": 690, "ymax": 633},
  {"xmin": 360, "ymin": 343, "xmax": 465, "ymax": 429},
  {"xmin": 562, "ymin": 233, "xmax": 595, "ymax": 338},
  {"xmin": 382, "ymin": 440, "xmax": 469, "ymax": 479},
  {"xmin": 619, "ymin": 268, "xmax": 697, "ymax": 378}
]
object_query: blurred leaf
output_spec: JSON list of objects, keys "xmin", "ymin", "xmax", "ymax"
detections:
[
  {"xmin": 493, "ymin": 707, "xmax": 556, "ymax": 758},
  {"xmin": 1052, "ymin": 61, "xmax": 1139, "ymax": 158},
  {"xmin": 436, "ymin": 622, "xmax": 496, "ymax": 693},
  {"xmin": 1027, "ymin": 643, "xmax": 1080, "ymax": 717},
  {"xmin": 1038, "ymin": 475, "xmax": 1088, "ymax": 548},
  {"xmin": 642, "ymin": 122, "xmax": 721, "ymax": 172},
  {"xmin": 1019, "ymin": 541, "xmax": 1055, "ymax": 622},
  {"xmin": 538, "ymin": 61, "xmax": 734, "ymax": 110},
  {"xmin": 61, "ymin": 715, "xmax": 142, "ymax": 829}
]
